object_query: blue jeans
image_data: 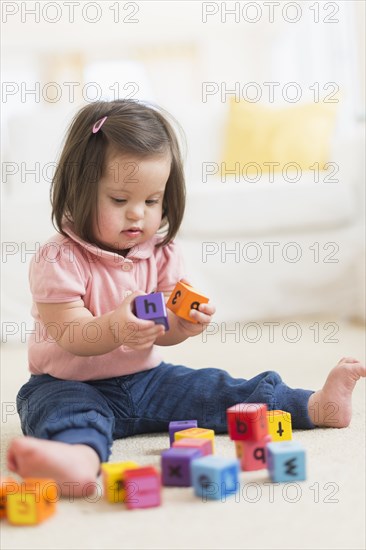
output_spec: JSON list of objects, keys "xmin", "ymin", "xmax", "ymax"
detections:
[{"xmin": 16, "ymin": 362, "xmax": 315, "ymax": 463}]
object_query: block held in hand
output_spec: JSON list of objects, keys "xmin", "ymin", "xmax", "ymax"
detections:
[
  {"xmin": 134, "ymin": 292, "xmax": 169, "ymax": 330},
  {"xmin": 167, "ymin": 281, "xmax": 209, "ymax": 323}
]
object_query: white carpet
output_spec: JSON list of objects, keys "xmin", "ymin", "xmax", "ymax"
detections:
[{"xmin": 1, "ymin": 317, "xmax": 365, "ymax": 550}]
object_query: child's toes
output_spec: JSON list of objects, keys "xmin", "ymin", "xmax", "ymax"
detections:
[{"xmin": 338, "ymin": 357, "xmax": 358, "ymax": 365}]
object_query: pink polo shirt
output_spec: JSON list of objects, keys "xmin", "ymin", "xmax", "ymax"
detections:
[{"xmin": 28, "ymin": 222, "xmax": 185, "ymax": 381}]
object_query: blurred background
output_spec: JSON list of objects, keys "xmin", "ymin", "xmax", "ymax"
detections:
[{"xmin": 1, "ymin": 0, "xmax": 365, "ymax": 342}]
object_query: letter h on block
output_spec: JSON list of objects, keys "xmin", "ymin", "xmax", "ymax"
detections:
[
  {"xmin": 134, "ymin": 292, "xmax": 169, "ymax": 330},
  {"xmin": 167, "ymin": 281, "xmax": 209, "ymax": 324}
]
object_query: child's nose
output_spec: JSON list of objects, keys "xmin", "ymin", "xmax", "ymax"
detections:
[{"xmin": 126, "ymin": 204, "xmax": 144, "ymax": 220}]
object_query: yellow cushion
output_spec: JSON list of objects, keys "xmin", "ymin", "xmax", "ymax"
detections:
[{"xmin": 221, "ymin": 99, "xmax": 338, "ymax": 174}]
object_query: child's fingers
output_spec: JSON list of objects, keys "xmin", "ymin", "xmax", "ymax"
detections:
[
  {"xmin": 188, "ymin": 303, "xmax": 215, "ymax": 322},
  {"xmin": 189, "ymin": 309, "xmax": 212, "ymax": 324},
  {"xmin": 124, "ymin": 324, "xmax": 164, "ymax": 348},
  {"xmin": 197, "ymin": 303, "xmax": 216, "ymax": 316},
  {"xmin": 140, "ymin": 326, "xmax": 165, "ymax": 340}
]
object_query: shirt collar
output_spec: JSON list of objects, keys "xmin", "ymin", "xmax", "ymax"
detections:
[{"xmin": 62, "ymin": 221, "xmax": 163, "ymax": 264}]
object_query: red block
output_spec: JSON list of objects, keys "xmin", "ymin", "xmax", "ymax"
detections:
[
  {"xmin": 227, "ymin": 403, "xmax": 269, "ymax": 441},
  {"xmin": 124, "ymin": 466, "xmax": 161, "ymax": 510}
]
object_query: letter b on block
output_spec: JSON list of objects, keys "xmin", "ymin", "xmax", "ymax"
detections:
[{"xmin": 227, "ymin": 403, "xmax": 269, "ymax": 441}]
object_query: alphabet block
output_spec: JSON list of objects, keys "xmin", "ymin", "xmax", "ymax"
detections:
[
  {"xmin": 0, "ymin": 478, "xmax": 17, "ymax": 520},
  {"xmin": 6, "ymin": 478, "xmax": 58, "ymax": 525},
  {"xmin": 169, "ymin": 420, "xmax": 198, "ymax": 446},
  {"xmin": 173, "ymin": 437, "xmax": 213, "ymax": 456},
  {"xmin": 101, "ymin": 461, "xmax": 139, "ymax": 503},
  {"xmin": 236, "ymin": 435, "xmax": 272, "ymax": 471},
  {"xmin": 267, "ymin": 441, "xmax": 306, "ymax": 482},
  {"xmin": 134, "ymin": 292, "xmax": 169, "ymax": 330},
  {"xmin": 166, "ymin": 281, "xmax": 209, "ymax": 324},
  {"xmin": 174, "ymin": 427, "xmax": 215, "ymax": 453},
  {"xmin": 123, "ymin": 466, "xmax": 161, "ymax": 509},
  {"xmin": 267, "ymin": 410, "xmax": 292, "ymax": 441},
  {"xmin": 227, "ymin": 403, "xmax": 269, "ymax": 441},
  {"xmin": 191, "ymin": 456, "xmax": 240, "ymax": 500},
  {"xmin": 161, "ymin": 448, "xmax": 202, "ymax": 486}
]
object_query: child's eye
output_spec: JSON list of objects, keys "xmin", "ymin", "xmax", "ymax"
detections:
[
  {"xmin": 146, "ymin": 199, "xmax": 159, "ymax": 205},
  {"xmin": 112, "ymin": 198, "xmax": 126, "ymax": 204}
]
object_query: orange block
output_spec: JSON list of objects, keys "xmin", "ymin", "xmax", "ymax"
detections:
[
  {"xmin": 167, "ymin": 281, "xmax": 209, "ymax": 323},
  {"xmin": 6, "ymin": 478, "xmax": 58, "ymax": 525},
  {"xmin": 0, "ymin": 478, "xmax": 18, "ymax": 519}
]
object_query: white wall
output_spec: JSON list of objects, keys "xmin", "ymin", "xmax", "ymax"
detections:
[{"xmin": 1, "ymin": 1, "xmax": 365, "ymax": 342}]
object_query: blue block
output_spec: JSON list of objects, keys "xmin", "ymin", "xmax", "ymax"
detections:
[
  {"xmin": 134, "ymin": 292, "xmax": 169, "ymax": 330},
  {"xmin": 153, "ymin": 317, "xmax": 169, "ymax": 330},
  {"xmin": 191, "ymin": 456, "xmax": 240, "ymax": 500},
  {"xmin": 168, "ymin": 420, "xmax": 198, "ymax": 446},
  {"xmin": 267, "ymin": 441, "xmax": 306, "ymax": 482},
  {"xmin": 161, "ymin": 448, "xmax": 202, "ymax": 486}
]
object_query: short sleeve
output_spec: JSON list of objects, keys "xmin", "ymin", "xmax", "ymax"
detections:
[
  {"xmin": 29, "ymin": 239, "xmax": 88, "ymax": 303},
  {"xmin": 155, "ymin": 240, "xmax": 186, "ymax": 293}
]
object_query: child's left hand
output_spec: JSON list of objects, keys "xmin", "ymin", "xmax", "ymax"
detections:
[{"xmin": 177, "ymin": 301, "xmax": 216, "ymax": 337}]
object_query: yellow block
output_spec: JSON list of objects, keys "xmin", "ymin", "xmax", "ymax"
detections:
[
  {"xmin": 6, "ymin": 479, "xmax": 57, "ymax": 525},
  {"xmin": 174, "ymin": 427, "xmax": 215, "ymax": 452},
  {"xmin": 267, "ymin": 410, "xmax": 292, "ymax": 442},
  {"xmin": 7, "ymin": 492, "xmax": 38, "ymax": 525},
  {"xmin": 101, "ymin": 461, "xmax": 139, "ymax": 503}
]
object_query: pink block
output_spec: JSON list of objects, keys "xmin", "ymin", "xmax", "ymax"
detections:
[
  {"xmin": 240, "ymin": 435, "xmax": 272, "ymax": 471},
  {"xmin": 172, "ymin": 437, "xmax": 212, "ymax": 455},
  {"xmin": 124, "ymin": 467, "xmax": 161, "ymax": 509}
]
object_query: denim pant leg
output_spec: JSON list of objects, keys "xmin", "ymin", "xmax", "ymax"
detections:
[
  {"xmin": 16, "ymin": 374, "xmax": 115, "ymax": 462},
  {"xmin": 124, "ymin": 362, "xmax": 315, "ymax": 435}
]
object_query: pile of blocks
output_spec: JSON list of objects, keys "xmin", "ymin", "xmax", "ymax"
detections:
[
  {"xmin": 98, "ymin": 404, "xmax": 306, "ymax": 509},
  {"xmin": 0, "ymin": 405, "xmax": 307, "ymax": 521},
  {"xmin": 0, "ymin": 283, "xmax": 306, "ymax": 521}
]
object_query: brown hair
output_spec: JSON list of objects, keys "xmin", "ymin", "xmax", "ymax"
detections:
[{"xmin": 51, "ymin": 99, "xmax": 186, "ymax": 248}]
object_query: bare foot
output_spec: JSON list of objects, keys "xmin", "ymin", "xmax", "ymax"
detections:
[
  {"xmin": 6, "ymin": 436, "xmax": 100, "ymax": 498},
  {"xmin": 308, "ymin": 357, "xmax": 366, "ymax": 427}
]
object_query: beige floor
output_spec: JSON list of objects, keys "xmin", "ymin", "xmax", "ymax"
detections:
[{"xmin": 1, "ymin": 317, "xmax": 365, "ymax": 550}]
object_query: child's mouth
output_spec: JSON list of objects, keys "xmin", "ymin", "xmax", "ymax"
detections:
[{"xmin": 123, "ymin": 228, "xmax": 142, "ymax": 237}]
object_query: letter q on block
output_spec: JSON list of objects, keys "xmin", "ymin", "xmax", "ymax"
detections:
[{"xmin": 166, "ymin": 281, "xmax": 209, "ymax": 324}]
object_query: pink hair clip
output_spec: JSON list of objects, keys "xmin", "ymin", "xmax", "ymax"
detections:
[{"xmin": 92, "ymin": 116, "xmax": 108, "ymax": 134}]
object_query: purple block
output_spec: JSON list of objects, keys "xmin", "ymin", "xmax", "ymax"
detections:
[
  {"xmin": 169, "ymin": 420, "xmax": 198, "ymax": 446},
  {"xmin": 134, "ymin": 293, "xmax": 169, "ymax": 330},
  {"xmin": 161, "ymin": 448, "xmax": 202, "ymax": 486}
]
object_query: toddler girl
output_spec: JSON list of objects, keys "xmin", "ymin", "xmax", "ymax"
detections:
[{"xmin": 7, "ymin": 100, "xmax": 365, "ymax": 498}]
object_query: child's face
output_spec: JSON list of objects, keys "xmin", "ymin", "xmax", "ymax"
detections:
[{"xmin": 94, "ymin": 151, "xmax": 171, "ymax": 253}]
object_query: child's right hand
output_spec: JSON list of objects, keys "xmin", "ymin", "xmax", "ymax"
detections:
[{"xmin": 109, "ymin": 291, "xmax": 165, "ymax": 351}]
